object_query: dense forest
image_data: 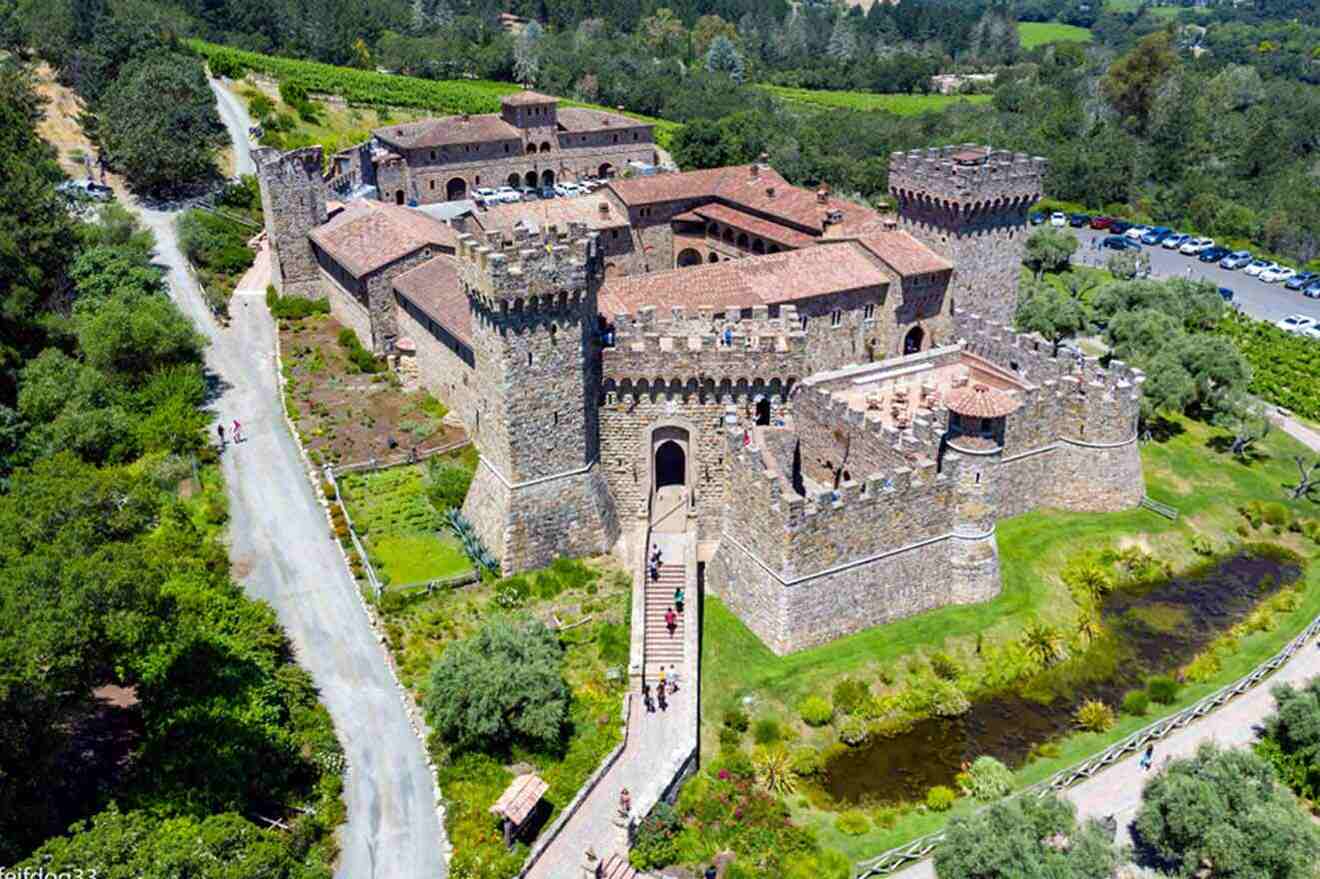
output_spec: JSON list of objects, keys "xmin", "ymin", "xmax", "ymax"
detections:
[{"xmin": 0, "ymin": 59, "xmax": 343, "ymax": 875}]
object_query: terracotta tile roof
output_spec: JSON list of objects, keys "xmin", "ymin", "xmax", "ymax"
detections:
[
  {"xmin": 556, "ymin": 107, "xmax": 651, "ymax": 133},
  {"xmin": 945, "ymin": 382, "xmax": 1022, "ymax": 418},
  {"xmin": 473, "ymin": 197, "xmax": 627, "ymax": 235},
  {"xmin": 374, "ymin": 114, "xmax": 520, "ymax": 149},
  {"xmin": 501, "ymin": 90, "xmax": 557, "ymax": 106},
  {"xmin": 854, "ymin": 231, "xmax": 952, "ymax": 278},
  {"xmin": 674, "ymin": 203, "xmax": 817, "ymax": 249},
  {"xmin": 310, "ymin": 202, "xmax": 458, "ymax": 278},
  {"xmin": 489, "ymin": 773, "xmax": 548, "ymax": 825},
  {"xmin": 599, "ymin": 242, "xmax": 890, "ymax": 315},
  {"xmin": 605, "ymin": 166, "xmax": 752, "ymax": 207},
  {"xmin": 391, "ymin": 255, "xmax": 471, "ymax": 346}
]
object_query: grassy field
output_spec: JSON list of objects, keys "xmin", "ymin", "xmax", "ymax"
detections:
[
  {"xmin": 762, "ymin": 84, "xmax": 992, "ymax": 115},
  {"xmin": 1018, "ymin": 21, "xmax": 1095, "ymax": 49},
  {"xmin": 701, "ymin": 415, "xmax": 1320, "ymax": 862}
]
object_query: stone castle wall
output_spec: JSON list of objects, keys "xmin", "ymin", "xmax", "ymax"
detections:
[
  {"xmin": 255, "ymin": 146, "xmax": 327, "ymax": 298},
  {"xmin": 393, "ymin": 296, "xmax": 477, "ymax": 428}
]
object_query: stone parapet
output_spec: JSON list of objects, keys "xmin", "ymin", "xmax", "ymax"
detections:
[
  {"xmin": 888, "ymin": 144, "xmax": 1046, "ymax": 208},
  {"xmin": 456, "ymin": 223, "xmax": 598, "ymax": 308}
]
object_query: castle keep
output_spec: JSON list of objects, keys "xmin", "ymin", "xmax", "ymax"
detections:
[{"xmin": 258, "ymin": 138, "xmax": 1146, "ymax": 654}]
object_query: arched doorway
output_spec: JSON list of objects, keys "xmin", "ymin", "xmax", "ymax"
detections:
[
  {"xmin": 707, "ymin": 252, "xmax": 719, "ymax": 263},
  {"xmin": 540, "ymin": 168, "xmax": 555, "ymax": 187},
  {"xmin": 524, "ymin": 170, "xmax": 538, "ymax": 189},
  {"xmin": 676, "ymin": 248, "xmax": 702, "ymax": 267},
  {"xmin": 525, "ymin": 143, "xmax": 537, "ymax": 155},
  {"xmin": 539, "ymin": 141, "xmax": 552, "ymax": 153},
  {"xmin": 395, "ymin": 189, "xmax": 405, "ymax": 205},
  {"xmin": 507, "ymin": 173, "xmax": 521, "ymax": 187},
  {"xmin": 755, "ymin": 398, "xmax": 771, "ymax": 425},
  {"xmin": 655, "ymin": 441, "xmax": 685, "ymax": 488},
  {"xmin": 446, "ymin": 177, "xmax": 466, "ymax": 200},
  {"xmin": 904, "ymin": 325, "xmax": 924, "ymax": 354},
  {"xmin": 598, "ymin": 162, "xmax": 613, "ymax": 178}
]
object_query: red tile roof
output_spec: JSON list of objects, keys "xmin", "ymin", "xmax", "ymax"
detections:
[
  {"xmin": 606, "ymin": 166, "xmax": 745, "ymax": 207},
  {"xmin": 310, "ymin": 202, "xmax": 457, "ymax": 278},
  {"xmin": 374, "ymin": 114, "xmax": 520, "ymax": 149},
  {"xmin": 599, "ymin": 242, "xmax": 890, "ymax": 315},
  {"xmin": 501, "ymin": 90, "xmax": 557, "ymax": 106},
  {"xmin": 674, "ymin": 203, "xmax": 817, "ymax": 249},
  {"xmin": 556, "ymin": 107, "xmax": 652, "ymax": 133},
  {"xmin": 945, "ymin": 382, "xmax": 1022, "ymax": 418},
  {"xmin": 391, "ymin": 255, "xmax": 471, "ymax": 346},
  {"xmin": 854, "ymin": 231, "xmax": 952, "ymax": 277},
  {"xmin": 473, "ymin": 197, "xmax": 627, "ymax": 235}
]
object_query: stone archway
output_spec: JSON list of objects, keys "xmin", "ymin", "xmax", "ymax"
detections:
[
  {"xmin": 446, "ymin": 177, "xmax": 467, "ymax": 200},
  {"xmin": 524, "ymin": 170, "xmax": 539, "ymax": 189},
  {"xmin": 598, "ymin": 162, "xmax": 613, "ymax": 178},
  {"xmin": 507, "ymin": 173, "xmax": 521, "ymax": 187},
  {"xmin": 540, "ymin": 168, "xmax": 555, "ymax": 187},
  {"xmin": 655, "ymin": 441, "xmax": 685, "ymax": 488},
  {"xmin": 650, "ymin": 424, "xmax": 691, "ymax": 531},
  {"xmin": 755, "ymin": 397, "xmax": 771, "ymax": 426},
  {"xmin": 676, "ymin": 248, "xmax": 702, "ymax": 268},
  {"xmin": 904, "ymin": 325, "xmax": 924, "ymax": 354}
]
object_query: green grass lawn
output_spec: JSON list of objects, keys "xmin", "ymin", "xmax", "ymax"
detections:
[
  {"xmin": 1018, "ymin": 21, "xmax": 1095, "ymax": 49},
  {"xmin": 370, "ymin": 532, "xmax": 470, "ymax": 586},
  {"xmin": 761, "ymin": 85, "xmax": 992, "ymax": 115},
  {"xmin": 701, "ymin": 415, "xmax": 1320, "ymax": 863}
]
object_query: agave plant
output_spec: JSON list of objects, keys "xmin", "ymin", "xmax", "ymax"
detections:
[
  {"xmin": 1075, "ymin": 604, "xmax": 1103, "ymax": 645},
  {"xmin": 1020, "ymin": 619, "xmax": 1065, "ymax": 668},
  {"xmin": 753, "ymin": 745, "xmax": 796, "ymax": 796}
]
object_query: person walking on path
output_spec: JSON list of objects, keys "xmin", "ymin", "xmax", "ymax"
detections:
[
  {"xmin": 618, "ymin": 788, "xmax": 631, "ymax": 818},
  {"xmin": 642, "ymin": 682, "xmax": 655, "ymax": 713},
  {"xmin": 232, "ymin": 419, "xmax": 243, "ymax": 443},
  {"xmin": 664, "ymin": 607, "xmax": 677, "ymax": 636},
  {"xmin": 657, "ymin": 685, "xmax": 667, "ymax": 712},
  {"xmin": 1139, "ymin": 743, "xmax": 1154, "ymax": 771},
  {"xmin": 659, "ymin": 667, "xmax": 667, "ymax": 693},
  {"xmin": 668, "ymin": 664, "xmax": 680, "ymax": 693},
  {"xmin": 651, "ymin": 544, "xmax": 662, "ymax": 567},
  {"xmin": 649, "ymin": 561, "xmax": 659, "ymax": 582},
  {"xmin": 216, "ymin": 423, "xmax": 226, "ymax": 449},
  {"xmin": 674, "ymin": 586, "xmax": 685, "ymax": 614}
]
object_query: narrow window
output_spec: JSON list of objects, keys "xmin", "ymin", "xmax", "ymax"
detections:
[
  {"xmin": 831, "ymin": 309, "xmax": 842, "ymax": 327},
  {"xmin": 800, "ymin": 315, "xmax": 808, "ymax": 331},
  {"xmin": 863, "ymin": 303, "xmax": 875, "ymax": 320},
  {"xmin": 528, "ymin": 351, "xmax": 533, "ymax": 366}
]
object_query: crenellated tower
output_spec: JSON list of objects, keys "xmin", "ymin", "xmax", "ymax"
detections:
[
  {"xmin": 455, "ymin": 222, "xmax": 619, "ymax": 573},
  {"xmin": 255, "ymin": 146, "xmax": 328, "ymax": 298},
  {"xmin": 888, "ymin": 145, "xmax": 1046, "ymax": 327}
]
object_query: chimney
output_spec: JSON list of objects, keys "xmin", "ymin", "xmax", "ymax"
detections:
[
  {"xmin": 816, "ymin": 187, "xmax": 829, "ymax": 205},
  {"xmin": 766, "ymin": 186, "xmax": 776, "ymax": 198},
  {"xmin": 750, "ymin": 163, "xmax": 760, "ymax": 179}
]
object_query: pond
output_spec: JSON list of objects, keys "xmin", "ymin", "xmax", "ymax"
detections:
[{"xmin": 821, "ymin": 553, "xmax": 1301, "ymax": 804}]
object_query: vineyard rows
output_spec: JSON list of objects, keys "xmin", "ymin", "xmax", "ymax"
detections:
[{"xmin": 1217, "ymin": 312, "xmax": 1320, "ymax": 421}]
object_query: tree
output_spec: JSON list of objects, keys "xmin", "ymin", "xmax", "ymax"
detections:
[
  {"xmin": 1105, "ymin": 308, "xmax": 1182, "ymax": 363},
  {"xmin": 98, "ymin": 52, "xmax": 227, "ymax": 194},
  {"xmin": 1105, "ymin": 249, "xmax": 1150, "ymax": 281},
  {"xmin": 423, "ymin": 614, "xmax": 570, "ymax": 751},
  {"xmin": 640, "ymin": 7, "xmax": 686, "ymax": 57},
  {"xmin": 1132, "ymin": 743, "xmax": 1320, "ymax": 879},
  {"xmin": 935, "ymin": 792, "xmax": 1117, "ymax": 879},
  {"xmin": 691, "ymin": 14, "xmax": 736, "ymax": 59},
  {"xmin": 1101, "ymin": 31, "xmax": 1178, "ymax": 131},
  {"xmin": 705, "ymin": 35, "xmax": 745, "ymax": 83},
  {"xmin": 1020, "ymin": 619, "xmax": 1065, "ymax": 668},
  {"xmin": 827, "ymin": 16, "xmax": 858, "ymax": 63},
  {"xmin": 77, "ymin": 294, "xmax": 204, "ymax": 379},
  {"xmin": 512, "ymin": 20, "xmax": 542, "ymax": 85},
  {"xmin": 1024, "ymin": 228, "xmax": 1079, "ymax": 279},
  {"xmin": 1287, "ymin": 456, "xmax": 1319, "ymax": 501},
  {"xmin": 1257, "ymin": 678, "xmax": 1320, "ymax": 803},
  {"xmin": 1015, "ymin": 280, "xmax": 1087, "ymax": 355},
  {"xmin": 1213, "ymin": 393, "xmax": 1271, "ymax": 459},
  {"xmin": 670, "ymin": 117, "xmax": 740, "ymax": 170}
]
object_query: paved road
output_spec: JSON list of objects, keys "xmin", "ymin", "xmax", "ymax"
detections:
[
  {"xmin": 1066, "ymin": 226, "xmax": 1320, "ymax": 324},
  {"xmin": 209, "ymin": 77, "xmax": 255, "ymax": 176},
  {"xmin": 130, "ymin": 184, "xmax": 448, "ymax": 879},
  {"xmin": 883, "ymin": 415, "xmax": 1320, "ymax": 879}
]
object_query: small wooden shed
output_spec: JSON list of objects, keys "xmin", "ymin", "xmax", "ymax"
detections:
[{"xmin": 489, "ymin": 772, "xmax": 549, "ymax": 848}]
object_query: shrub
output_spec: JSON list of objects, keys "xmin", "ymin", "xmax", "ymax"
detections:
[
  {"xmin": 835, "ymin": 809, "xmax": 870, "ymax": 836},
  {"xmin": 1147, "ymin": 675, "xmax": 1180, "ymax": 704},
  {"xmin": 1122, "ymin": 690, "xmax": 1150, "ymax": 716},
  {"xmin": 630, "ymin": 802, "xmax": 682, "ymax": 870},
  {"xmin": 723, "ymin": 708, "xmax": 750, "ymax": 733},
  {"xmin": 963, "ymin": 755, "xmax": 1013, "ymax": 802},
  {"xmin": 930, "ymin": 652, "xmax": 962, "ymax": 682},
  {"xmin": 752, "ymin": 718, "xmax": 781, "ymax": 745},
  {"xmin": 1262, "ymin": 502, "xmax": 1292, "ymax": 528},
  {"xmin": 337, "ymin": 327, "xmax": 384, "ymax": 373},
  {"xmin": 1183, "ymin": 651, "xmax": 1222, "ymax": 683},
  {"xmin": 838, "ymin": 716, "xmax": 869, "ymax": 746},
  {"xmin": 422, "ymin": 614, "xmax": 570, "ymax": 751},
  {"xmin": 872, "ymin": 805, "xmax": 901, "ymax": 829},
  {"xmin": 926, "ymin": 785, "xmax": 956, "ymax": 811},
  {"xmin": 268, "ymin": 292, "xmax": 330, "ymax": 319},
  {"xmin": 789, "ymin": 746, "xmax": 821, "ymax": 777},
  {"xmin": 1075, "ymin": 699, "xmax": 1116, "ymax": 732},
  {"xmin": 321, "ymin": 480, "xmax": 336, "ymax": 500},
  {"xmin": 832, "ymin": 677, "xmax": 869, "ymax": 714},
  {"xmin": 798, "ymin": 695, "xmax": 833, "ymax": 727},
  {"xmin": 718, "ymin": 726, "xmax": 743, "ymax": 750}
]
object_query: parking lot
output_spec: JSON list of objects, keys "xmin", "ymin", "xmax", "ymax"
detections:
[{"xmin": 1064, "ymin": 226, "xmax": 1320, "ymax": 325}]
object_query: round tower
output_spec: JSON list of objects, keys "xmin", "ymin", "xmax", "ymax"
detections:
[
  {"xmin": 888, "ymin": 145, "xmax": 1046, "ymax": 327},
  {"xmin": 455, "ymin": 222, "xmax": 619, "ymax": 573},
  {"xmin": 254, "ymin": 146, "xmax": 328, "ymax": 298}
]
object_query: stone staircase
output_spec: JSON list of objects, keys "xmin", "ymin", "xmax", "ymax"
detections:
[
  {"xmin": 643, "ymin": 552, "xmax": 686, "ymax": 680},
  {"xmin": 599, "ymin": 853, "xmax": 639, "ymax": 879}
]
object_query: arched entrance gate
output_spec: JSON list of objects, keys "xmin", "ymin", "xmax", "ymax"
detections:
[{"xmin": 650, "ymin": 425, "xmax": 689, "ymax": 532}]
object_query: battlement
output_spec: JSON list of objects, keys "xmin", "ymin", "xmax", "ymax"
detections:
[
  {"xmin": 793, "ymin": 381, "xmax": 947, "ymax": 460},
  {"xmin": 455, "ymin": 222, "xmax": 599, "ymax": 309},
  {"xmin": 888, "ymin": 144, "xmax": 1046, "ymax": 208},
  {"xmin": 956, "ymin": 313, "xmax": 1143, "ymax": 398},
  {"xmin": 255, "ymin": 145, "xmax": 325, "ymax": 185},
  {"xmin": 602, "ymin": 303, "xmax": 810, "ymax": 384}
]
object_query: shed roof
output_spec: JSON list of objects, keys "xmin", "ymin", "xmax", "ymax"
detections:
[
  {"xmin": 391, "ymin": 255, "xmax": 471, "ymax": 347},
  {"xmin": 374, "ymin": 114, "xmax": 521, "ymax": 149},
  {"xmin": 489, "ymin": 773, "xmax": 548, "ymax": 825},
  {"xmin": 556, "ymin": 107, "xmax": 651, "ymax": 133},
  {"xmin": 855, "ymin": 231, "xmax": 953, "ymax": 277}
]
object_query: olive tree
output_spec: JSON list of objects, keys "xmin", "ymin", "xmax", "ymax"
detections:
[{"xmin": 935, "ymin": 793, "xmax": 1117, "ymax": 879}]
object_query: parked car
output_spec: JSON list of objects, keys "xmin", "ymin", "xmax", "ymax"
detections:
[
  {"xmin": 1030, "ymin": 212, "xmax": 1045, "ymax": 225},
  {"xmin": 1102, "ymin": 235, "xmax": 1140, "ymax": 251},
  {"xmin": 1109, "ymin": 220, "xmax": 1132, "ymax": 235},
  {"xmin": 1217, "ymin": 287, "xmax": 1234, "ymax": 302},
  {"xmin": 1180, "ymin": 237, "xmax": 1214, "ymax": 255},
  {"xmin": 1090, "ymin": 216, "xmax": 1113, "ymax": 230},
  {"xmin": 1243, "ymin": 259, "xmax": 1275, "ymax": 277},
  {"xmin": 1050, "ymin": 211, "xmax": 1067, "ymax": 227},
  {"xmin": 1124, "ymin": 225, "xmax": 1150, "ymax": 241},
  {"xmin": 1220, "ymin": 250, "xmax": 1253, "ymax": 270},
  {"xmin": 1284, "ymin": 271, "xmax": 1316, "ymax": 291},
  {"xmin": 1304, "ymin": 279, "xmax": 1320, "ymax": 299},
  {"xmin": 1141, "ymin": 226, "xmax": 1172, "ymax": 245},
  {"xmin": 1261, "ymin": 265, "xmax": 1297, "ymax": 284},
  {"xmin": 1162, "ymin": 233, "xmax": 1190, "ymax": 250},
  {"xmin": 1275, "ymin": 314, "xmax": 1318, "ymax": 334},
  {"xmin": 495, "ymin": 186, "xmax": 521, "ymax": 204},
  {"xmin": 473, "ymin": 187, "xmax": 497, "ymax": 206},
  {"xmin": 1069, "ymin": 213, "xmax": 1090, "ymax": 227},
  {"xmin": 1199, "ymin": 246, "xmax": 1231, "ymax": 263},
  {"xmin": 1304, "ymin": 326, "xmax": 1320, "ymax": 341}
]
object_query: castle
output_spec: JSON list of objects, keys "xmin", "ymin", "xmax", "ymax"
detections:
[{"xmin": 256, "ymin": 137, "xmax": 1145, "ymax": 655}]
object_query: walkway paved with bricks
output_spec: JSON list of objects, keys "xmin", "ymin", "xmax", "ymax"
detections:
[{"xmin": 888, "ymin": 418, "xmax": 1320, "ymax": 879}]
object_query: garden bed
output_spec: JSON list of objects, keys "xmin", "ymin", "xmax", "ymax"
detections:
[
  {"xmin": 377, "ymin": 556, "xmax": 633, "ymax": 877},
  {"xmin": 699, "ymin": 415, "xmax": 1320, "ymax": 863},
  {"xmin": 277, "ymin": 311, "xmax": 466, "ymax": 467},
  {"xmin": 337, "ymin": 451, "xmax": 478, "ymax": 589}
]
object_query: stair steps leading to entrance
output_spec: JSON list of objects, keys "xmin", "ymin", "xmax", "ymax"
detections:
[
  {"xmin": 643, "ymin": 559, "xmax": 685, "ymax": 679},
  {"xmin": 599, "ymin": 853, "xmax": 638, "ymax": 879}
]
